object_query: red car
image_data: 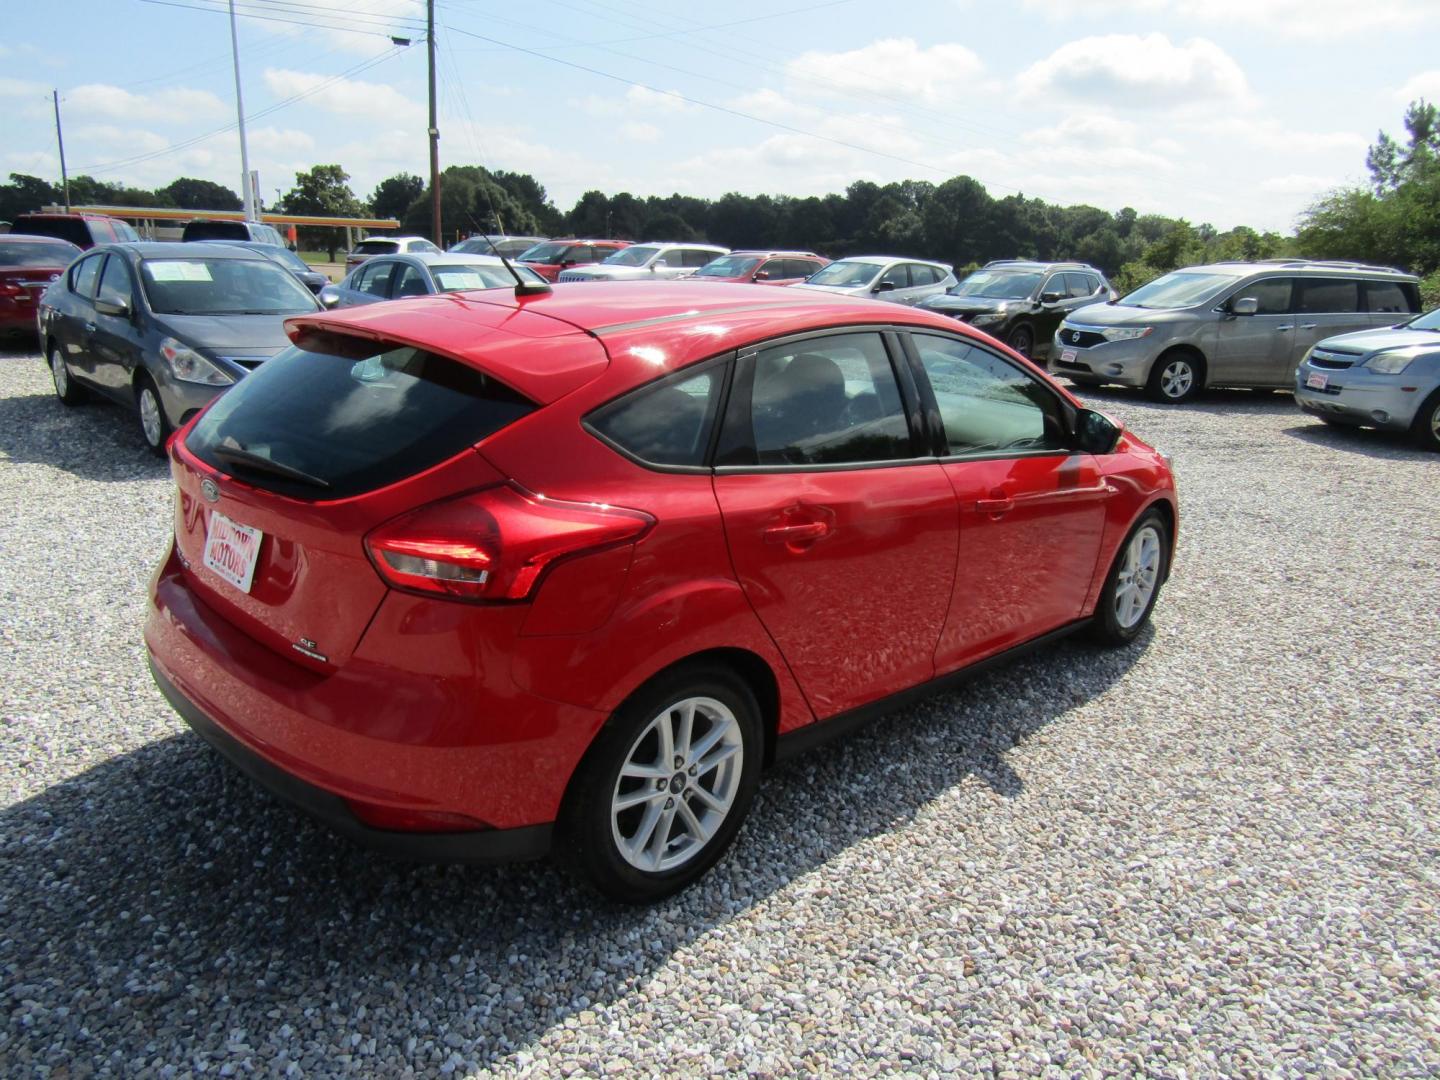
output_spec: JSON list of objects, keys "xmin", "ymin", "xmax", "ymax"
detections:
[
  {"xmin": 689, "ymin": 250, "xmax": 829, "ymax": 285},
  {"xmin": 145, "ymin": 281, "xmax": 1178, "ymax": 903},
  {"xmin": 517, "ymin": 238, "xmax": 631, "ymax": 282},
  {"xmin": 0, "ymin": 235, "xmax": 81, "ymax": 336}
]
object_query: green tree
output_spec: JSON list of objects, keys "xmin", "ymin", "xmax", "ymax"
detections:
[
  {"xmin": 161, "ymin": 177, "xmax": 242, "ymax": 211},
  {"xmin": 281, "ymin": 165, "xmax": 363, "ymax": 258},
  {"xmin": 0, "ymin": 173, "xmax": 59, "ymax": 221},
  {"xmin": 369, "ymin": 173, "xmax": 423, "ymax": 221}
]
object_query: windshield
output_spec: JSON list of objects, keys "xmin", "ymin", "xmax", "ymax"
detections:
[
  {"xmin": 602, "ymin": 245, "xmax": 660, "ymax": 267},
  {"xmin": 354, "ymin": 240, "xmax": 399, "ymax": 255},
  {"xmin": 450, "ymin": 238, "xmax": 493, "ymax": 254},
  {"xmin": 1120, "ymin": 271, "xmax": 1240, "ymax": 310},
  {"xmin": 140, "ymin": 257, "xmax": 317, "ymax": 315},
  {"xmin": 693, "ymin": 255, "xmax": 761, "ymax": 278},
  {"xmin": 0, "ymin": 239, "xmax": 80, "ymax": 267},
  {"xmin": 806, "ymin": 261, "xmax": 880, "ymax": 287},
  {"xmin": 1405, "ymin": 307, "xmax": 1440, "ymax": 331},
  {"xmin": 262, "ymin": 247, "xmax": 311, "ymax": 273},
  {"xmin": 951, "ymin": 270, "xmax": 1042, "ymax": 300},
  {"xmin": 518, "ymin": 241, "xmax": 570, "ymax": 263},
  {"xmin": 432, "ymin": 263, "xmax": 544, "ymax": 291}
]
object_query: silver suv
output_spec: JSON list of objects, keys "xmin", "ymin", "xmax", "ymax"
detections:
[
  {"xmin": 1050, "ymin": 260, "xmax": 1422, "ymax": 403},
  {"xmin": 557, "ymin": 242, "xmax": 729, "ymax": 282}
]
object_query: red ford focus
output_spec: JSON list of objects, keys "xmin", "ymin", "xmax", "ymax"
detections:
[{"xmin": 145, "ymin": 280, "xmax": 1177, "ymax": 903}]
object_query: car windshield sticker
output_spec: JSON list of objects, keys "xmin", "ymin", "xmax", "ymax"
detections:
[
  {"xmin": 147, "ymin": 261, "xmax": 214, "ymax": 282},
  {"xmin": 435, "ymin": 271, "xmax": 485, "ymax": 290}
]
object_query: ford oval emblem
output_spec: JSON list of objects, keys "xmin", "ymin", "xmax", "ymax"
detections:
[{"xmin": 200, "ymin": 478, "xmax": 220, "ymax": 503}]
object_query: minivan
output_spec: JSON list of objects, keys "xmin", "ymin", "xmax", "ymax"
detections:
[{"xmin": 1050, "ymin": 260, "xmax": 1421, "ymax": 402}]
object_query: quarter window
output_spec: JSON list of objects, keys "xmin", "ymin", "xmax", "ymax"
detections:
[
  {"xmin": 589, "ymin": 364, "xmax": 722, "ymax": 468},
  {"xmin": 1364, "ymin": 281, "xmax": 1410, "ymax": 314},
  {"xmin": 728, "ymin": 333, "xmax": 914, "ymax": 466},
  {"xmin": 911, "ymin": 334, "xmax": 1068, "ymax": 456},
  {"xmin": 1298, "ymin": 279, "xmax": 1360, "ymax": 314}
]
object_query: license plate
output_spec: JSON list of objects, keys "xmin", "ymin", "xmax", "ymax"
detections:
[
  {"xmin": 1305, "ymin": 371, "xmax": 1328, "ymax": 390},
  {"xmin": 203, "ymin": 511, "xmax": 263, "ymax": 593},
  {"xmin": 1060, "ymin": 348, "xmax": 1077, "ymax": 363}
]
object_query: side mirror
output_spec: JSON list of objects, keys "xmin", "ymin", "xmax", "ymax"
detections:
[
  {"xmin": 1040, "ymin": 290, "xmax": 1064, "ymax": 304},
  {"xmin": 652, "ymin": 259, "xmax": 668, "ymax": 270},
  {"xmin": 560, "ymin": 259, "xmax": 575, "ymax": 268},
  {"xmin": 1231, "ymin": 297, "xmax": 1259, "ymax": 316},
  {"xmin": 1076, "ymin": 408, "xmax": 1123, "ymax": 455},
  {"xmin": 874, "ymin": 280, "xmax": 896, "ymax": 293},
  {"xmin": 754, "ymin": 270, "xmax": 770, "ymax": 280},
  {"xmin": 319, "ymin": 288, "xmax": 341, "ymax": 309},
  {"xmin": 95, "ymin": 298, "xmax": 130, "ymax": 319}
]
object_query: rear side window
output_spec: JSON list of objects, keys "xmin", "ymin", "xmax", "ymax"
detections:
[
  {"xmin": 1298, "ymin": 279, "xmax": 1359, "ymax": 313},
  {"xmin": 1365, "ymin": 281, "xmax": 1411, "ymax": 314},
  {"xmin": 588, "ymin": 364, "xmax": 723, "ymax": 468},
  {"xmin": 187, "ymin": 344, "xmax": 535, "ymax": 500},
  {"xmin": 183, "ymin": 221, "xmax": 248, "ymax": 242},
  {"xmin": 723, "ymin": 332, "xmax": 914, "ymax": 466}
]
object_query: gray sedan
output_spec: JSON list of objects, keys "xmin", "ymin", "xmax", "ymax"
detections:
[
  {"xmin": 1295, "ymin": 308, "xmax": 1440, "ymax": 451},
  {"xmin": 37, "ymin": 241, "xmax": 320, "ymax": 454},
  {"xmin": 320, "ymin": 253, "xmax": 546, "ymax": 309}
]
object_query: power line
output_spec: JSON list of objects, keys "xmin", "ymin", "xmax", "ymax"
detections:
[{"xmin": 139, "ymin": 0, "xmax": 423, "ymax": 39}]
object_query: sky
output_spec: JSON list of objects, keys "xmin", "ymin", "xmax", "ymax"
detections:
[{"xmin": 2, "ymin": 0, "xmax": 1437, "ymax": 234}]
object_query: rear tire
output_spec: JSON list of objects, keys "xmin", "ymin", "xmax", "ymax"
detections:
[
  {"xmin": 49, "ymin": 342, "xmax": 86, "ymax": 406},
  {"xmin": 135, "ymin": 374, "xmax": 171, "ymax": 457},
  {"xmin": 1145, "ymin": 351, "xmax": 1203, "ymax": 404},
  {"xmin": 558, "ymin": 663, "xmax": 762, "ymax": 904},
  {"xmin": 1088, "ymin": 509, "xmax": 1170, "ymax": 646},
  {"xmin": 1412, "ymin": 389, "xmax": 1440, "ymax": 452}
]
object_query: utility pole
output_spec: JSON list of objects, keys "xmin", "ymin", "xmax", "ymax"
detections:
[
  {"xmin": 228, "ymin": 0, "xmax": 255, "ymax": 220},
  {"xmin": 427, "ymin": 0, "xmax": 441, "ymax": 244},
  {"xmin": 52, "ymin": 90, "xmax": 71, "ymax": 211}
]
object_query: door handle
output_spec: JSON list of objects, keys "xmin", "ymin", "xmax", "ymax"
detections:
[
  {"xmin": 1299, "ymin": 323, "xmax": 1318, "ymax": 330},
  {"xmin": 975, "ymin": 496, "xmax": 1015, "ymax": 515},
  {"xmin": 1274, "ymin": 325, "xmax": 1293, "ymax": 332},
  {"xmin": 764, "ymin": 521, "xmax": 829, "ymax": 544},
  {"xmin": 84, "ymin": 322, "xmax": 97, "ymax": 333}
]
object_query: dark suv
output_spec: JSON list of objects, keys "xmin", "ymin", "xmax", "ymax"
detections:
[{"xmin": 919, "ymin": 261, "xmax": 1114, "ymax": 359}]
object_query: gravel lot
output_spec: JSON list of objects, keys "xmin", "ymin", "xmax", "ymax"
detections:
[{"xmin": 2, "ymin": 340, "xmax": 1437, "ymax": 1077}]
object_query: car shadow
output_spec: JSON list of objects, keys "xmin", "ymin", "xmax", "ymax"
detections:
[
  {"xmin": 1281, "ymin": 418, "xmax": 1432, "ymax": 461},
  {"xmin": 0, "ymin": 629, "xmax": 1149, "ymax": 1071},
  {"xmin": 1068, "ymin": 383, "xmax": 1303, "ymax": 416},
  {"xmin": 0, "ymin": 388, "xmax": 168, "ymax": 482}
]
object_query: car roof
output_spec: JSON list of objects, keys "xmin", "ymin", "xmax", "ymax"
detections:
[
  {"xmin": 1187, "ymin": 259, "xmax": 1416, "ymax": 280},
  {"xmin": 638, "ymin": 242, "xmax": 728, "ymax": 250},
  {"xmin": 381, "ymin": 252, "xmax": 512, "ymax": 266},
  {"xmin": 0, "ymin": 233, "xmax": 81, "ymax": 247},
  {"xmin": 725, "ymin": 250, "xmax": 823, "ymax": 258},
  {"xmin": 979, "ymin": 260, "xmax": 1098, "ymax": 273},
  {"xmin": 283, "ymin": 281, "xmax": 997, "ymax": 404},
  {"xmin": 14, "ymin": 212, "xmax": 111, "ymax": 221},
  {"xmin": 831, "ymin": 255, "xmax": 951, "ymax": 269},
  {"xmin": 355, "ymin": 236, "xmax": 430, "ymax": 246},
  {"xmin": 109, "ymin": 241, "xmax": 271, "ymax": 261}
]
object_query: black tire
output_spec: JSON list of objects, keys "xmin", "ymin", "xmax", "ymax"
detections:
[
  {"xmin": 558, "ymin": 663, "xmax": 763, "ymax": 904},
  {"xmin": 1145, "ymin": 350, "xmax": 1204, "ymax": 404},
  {"xmin": 1087, "ymin": 509, "xmax": 1170, "ymax": 646},
  {"xmin": 1411, "ymin": 389, "xmax": 1440, "ymax": 452},
  {"xmin": 135, "ymin": 373, "xmax": 172, "ymax": 456},
  {"xmin": 48, "ymin": 341, "xmax": 86, "ymax": 406},
  {"xmin": 1007, "ymin": 324, "xmax": 1034, "ymax": 358}
]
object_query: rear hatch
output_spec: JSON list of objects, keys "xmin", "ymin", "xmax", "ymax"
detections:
[{"xmin": 170, "ymin": 298, "xmax": 608, "ymax": 669}]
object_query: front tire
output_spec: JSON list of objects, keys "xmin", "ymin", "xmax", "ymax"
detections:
[
  {"xmin": 135, "ymin": 374, "xmax": 171, "ymax": 456},
  {"xmin": 1088, "ymin": 510, "xmax": 1170, "ymax": 646},
  {"xmin": 1411, "ymin": 389, "xmax": 1440, "ymax": 452},
  {"xmin": 559, "ymin": 664, "xmax": 762, "ymax": 904},
  {"xmin": 49, "ymin": 342, "xmax": 85, "ymax": 405},
  {"xmin": 1007, "ymin": 324, "xmax": 1034, "ymax": 358},
  {"xmin": 1145, "ymin": 351, "xmax": 1203, "ymax": 404}
]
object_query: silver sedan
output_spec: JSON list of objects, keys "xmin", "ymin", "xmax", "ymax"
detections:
[{"xmin": 320, "ymin": 252, "xmax": 546, "ymax": 308}]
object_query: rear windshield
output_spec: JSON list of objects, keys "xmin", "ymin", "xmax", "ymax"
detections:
[
  {"xmin": 183, "ymin": 221, "xmax": 250, "ymax": 241},
  {"xmin": 186, "ymin": 343, "xmax": 536, "ymax": 500},
  {"xmin": 0, "ymin": 239, "xmax": 80, "ymax": 266},
  {"xmin": 354, "ymin": 240, "xmax": 399, "ymax": 255},
  {"xmin": 12, "ymin": 217, "xmax": 92, "ymax": 247},
  {"xmin": 140, "ymin": 257, "xmax": 316, "ymax": 315}
]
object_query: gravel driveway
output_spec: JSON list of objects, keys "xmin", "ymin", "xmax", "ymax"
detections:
[{"xmin": 1, "ymin": 342, "xmax": 1437, "ymax": 1077}]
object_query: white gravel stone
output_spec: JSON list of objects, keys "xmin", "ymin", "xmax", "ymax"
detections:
[{"xmin": 1, "ymin": 346, "xmax": 1437, "ymax": 1077}]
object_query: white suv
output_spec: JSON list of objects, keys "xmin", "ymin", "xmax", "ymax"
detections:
[{"xmin": 558, "ymin": 243, "xmax": 729, "ymax": 282}]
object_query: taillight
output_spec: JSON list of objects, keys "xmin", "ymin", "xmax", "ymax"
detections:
[
  {"xmin": 365, "ymin": 483, "xmax": 654, "ymax": 602},
  {"xmin": 0, "ymin": 282, "xmax": 22, "ymax": 298}
]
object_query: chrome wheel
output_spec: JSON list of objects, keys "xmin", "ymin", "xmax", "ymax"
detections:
[
  {"xmin": 1159, "ymin": 359, "xmax": 1194, "ymax": 399},
  {"xmin": 610, "ymin": 695, "xmax": 744, "ymax": 873},
  {"xmin": 1430, "ymin": 402, "xmax": 1440, "ymax": 442},
  {"xmin": 1113, "ymin": 524, "xmax": 1162, "ymax": 629},
  {"xmin": 50, "ymin": 346, "xmax": 70, "ymax": 399},
  {"xmin": 139, "ymin": 385, "xmax": 164, "ymax": 448}
]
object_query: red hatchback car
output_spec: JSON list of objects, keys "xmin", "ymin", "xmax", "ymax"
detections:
[{"xmin": 145, "ymin": 282, "xmax": 1177, "ymax": 902}]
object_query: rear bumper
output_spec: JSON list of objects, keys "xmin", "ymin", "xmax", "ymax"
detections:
[
  {"xmin": 144, "ymin": 544, "xmax": 607, "ymax": 854},
  {"xmin": 151, "ymin": 658, "xmax": 552, "ymax": 863}
]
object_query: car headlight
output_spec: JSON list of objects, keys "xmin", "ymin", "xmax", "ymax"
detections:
[
  {"xmin": 971, "ymin": 308, "xmax": 1007, "ymax": 325},
  {"xmin": 1363, "ymin": 351, "xmax": 1414, "ymax": 375},
  {"xmin": 158, "ymin": 337, "xmax": 233, "ymax": 386},
  {"xmin": 1101, "ymin": 326, "xmax": 1154, "ymax": 342}
]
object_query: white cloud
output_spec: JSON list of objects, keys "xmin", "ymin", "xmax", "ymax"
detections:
[
  {"xmin": 0, "ymin": 77, "xmax": 48, "ymax": 98},
  {"xmin": 72, "ymin": 125, "xmax": 171, "ymax": 153},
  {"xmin": 1395, "ymin": 71, "xmax": 1440, "ymax": 104},
  {"xmin": 262, "ymin": 68, "xmax": 424, "ymax": 124},
  {"xmin": 625, "ymin": 86, "xmax": 693, "ymax": 113},
  {"xmin": 1260, "ymin": 174, "xmax": 1341, "ymax": 194},
  {"xmin": 66, "ymin": 84, "xmax": 227, "ymax": 123},
  {"xmin": 785, "ymin": 38, "xmax": 984, "ymax": 105},
  {"xmin": 1019, "ymin": 34, "xmax": 1253, "ymax": 110},
  {"xmin": 1018, "ymin": 0, "xmax": 1426, "ymax": 38},
  {"xmin": 246, "ymin": 127, "xmax": 317, "ymax": 155},
  {"xmin": 620, "ymin": 122, "xmax": 661, "ymax": 143}
]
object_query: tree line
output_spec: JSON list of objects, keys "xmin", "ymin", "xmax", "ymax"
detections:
[{"xmin": 2, "ymin": 101, "xmax": 1435, "ymax": 301}]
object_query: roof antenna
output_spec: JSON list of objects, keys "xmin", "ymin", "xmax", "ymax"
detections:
[{"xmin": 470, "ymin": 191, "xmax": 550, "ymax": 298}]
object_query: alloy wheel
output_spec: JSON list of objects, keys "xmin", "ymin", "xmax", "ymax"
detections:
[
  {"xmin": 50, "ymin": 347, "xmax": 69, "ymax": 398},
  {"xmin": 139, "ymin": 386, "xmax": 164, "ymax": 448},
  {"xmin": 1160, "ymin": 360, "xmax": 1194, "ymax": 399},
  {"xmin": 1113, "ymin": 524, "xmax": 1162, "ymax": 629},
  {"xmin": 610, "ymin": 696, "xmax": 744, "ymax": 872}
]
